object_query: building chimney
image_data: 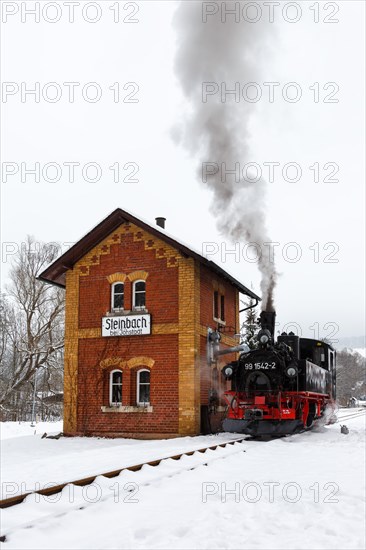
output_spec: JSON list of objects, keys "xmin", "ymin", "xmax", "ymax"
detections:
[{"xmin": 155, "ymin": 217, "xmax": 166, "ymax": 229}]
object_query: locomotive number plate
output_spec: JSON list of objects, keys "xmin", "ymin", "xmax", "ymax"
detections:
[{"xmin": 244, "ymin": 362, "xmax": 276, "ymax": 370}]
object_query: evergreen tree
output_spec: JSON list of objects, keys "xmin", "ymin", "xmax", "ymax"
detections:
[{"xmin": 241, "ymin": 295, "xmax": 259, "ymax": 349}]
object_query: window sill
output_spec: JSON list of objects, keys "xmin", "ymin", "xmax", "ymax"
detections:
[
  {"xmin": 108, "ymin": 309, "xmax": 126, "ymax": 316},
  {"xmin": 107, "ymin": 309, "xmax": 149, "ymax": 316},
  {"xmin": 101, "ymin": 405, "xmax": 153, "ymax": 413},
  {"xmin": 213, "ymin": 317, "xmax": 226, "ymax": 326}
]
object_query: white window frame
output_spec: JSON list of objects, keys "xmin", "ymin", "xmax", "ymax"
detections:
[
  {"xmin": 136, "ymin": 368, "xmax": 150, "ymax": 406},
  {"xmin": 111, "ymin": 281, "xmax": 124, "ymax": 312},
  {"xmin": 132, "ymin": 280, "xmax": 146, "ymax": 311},
  {"xmin": 109, "ymin": 369, "xmax": 123, "ymax": 406},
  {"xmin": 213, "ymin": 291, "xmax": 226, "ymax": 325}
]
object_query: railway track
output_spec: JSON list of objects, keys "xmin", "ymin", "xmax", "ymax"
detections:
[
  {"xmin": 0, "ymin": 437, "xmax": 249, "ymax": 542},
  {"xmin": 2, "ymin": 410, "xmax": 364, "ymax": 512},
  {"xmin": 2, "ymin": 413, "xmax": 364, "ymax": 542},
  {"xmin": 0, "ymin": 437, "xmax": 247, "ymax": 510},
  {"xmin": 336, "ymin": 408, "xmax": 366, "ymax": 423}
]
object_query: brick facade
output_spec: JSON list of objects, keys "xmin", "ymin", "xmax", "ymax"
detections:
[{"xmin": 40, "ymin": 209, "xmax": 258, "ymax": 438}]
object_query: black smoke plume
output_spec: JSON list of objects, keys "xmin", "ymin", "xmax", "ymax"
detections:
[{"xmin": 173, "ymin": 3, "xmax": 277, "ymax": 310}]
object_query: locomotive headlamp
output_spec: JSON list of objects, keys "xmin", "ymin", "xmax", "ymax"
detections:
[
  {"xmin": 286, "ymin": 366, "xmax": 298, "ymax": 378},
  {"xmin": 257, "ymin": 329, "xmax": 271, "ymax": 345},
  {"xmin": 223, "ymin": 366, "xmax": 233, "ymax": 379}
]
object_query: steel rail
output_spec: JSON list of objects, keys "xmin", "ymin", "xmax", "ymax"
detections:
[
  {"xmin": 0, "ymin": 437, "xmax": 246, "ymax": 510},
  {"xmin": 336, "ymin": 409, "xmax": 366, "ymax": 423}
]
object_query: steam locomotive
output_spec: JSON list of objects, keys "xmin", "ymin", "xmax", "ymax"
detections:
[{"xmin": 220, "ymin": 311, "xmax": 336, "ymax": 436}]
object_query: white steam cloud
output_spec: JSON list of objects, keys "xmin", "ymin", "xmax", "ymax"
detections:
[{"xmin": 173, "ymin": 3, "xmax": 277, "ymax": 311}]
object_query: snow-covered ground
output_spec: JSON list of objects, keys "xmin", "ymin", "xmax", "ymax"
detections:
[
  {"xmin": 0, "ymin": 421, "xmax": 64, "ymax": 441},
  {"xmin": 1, "ymin": 410, "xmax": 365, "ymax": 550},
  {"xmin": 0, "ymin": 422, "xmax": 241, "ymax": 499}
]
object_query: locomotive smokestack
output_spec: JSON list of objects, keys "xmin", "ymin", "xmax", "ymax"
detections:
[
  {"xmin": 259, "ymin": 311, "xmax": 276, "ymax": 340},
  {"xmin": 155, "ymin": 217, "xmax": 166, "ymax": 229}
]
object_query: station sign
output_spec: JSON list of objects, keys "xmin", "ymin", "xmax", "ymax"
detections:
[{"xmin": 102, "ymin": 314, "xmax": 151, "ymax": 337}]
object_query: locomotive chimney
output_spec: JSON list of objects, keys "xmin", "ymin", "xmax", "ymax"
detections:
[
  {"xmin": 259, "ymin": 311, "xmax": 276, "ymax": 340},
  {"xmin": 155, "ymin": 217, "xmax": 166, "ymax": 229}
]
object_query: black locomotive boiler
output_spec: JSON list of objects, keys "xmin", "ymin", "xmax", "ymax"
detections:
[{"xmin": 221, "ymin": 311, "xmax": 337, "ymax": 436}]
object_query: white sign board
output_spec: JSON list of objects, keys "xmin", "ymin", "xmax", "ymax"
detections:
[{"xmin": 102, "ymin": 314, "xmax": 151, "ymax": 337}]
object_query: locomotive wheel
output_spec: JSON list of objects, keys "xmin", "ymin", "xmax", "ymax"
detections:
[
  {"xmin": 230, "ymin": 396, "xmax": 238, "ymax": 413},
  {"xmin": 306, "ymin": 402, "xmax": 317, "ymax": 428}
]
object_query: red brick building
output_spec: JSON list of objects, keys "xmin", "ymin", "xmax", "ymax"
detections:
[{"xmin": 39, "ymin": 209, "xmax": 259, "ymax": 438}]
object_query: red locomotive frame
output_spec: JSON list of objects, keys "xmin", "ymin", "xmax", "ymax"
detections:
[{"xmin": 223, "ymin": 390, "xmax": 335, "ymax": 429}]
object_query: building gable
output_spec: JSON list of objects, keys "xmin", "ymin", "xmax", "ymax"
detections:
[{"xmin": 38, "ymin": 208, "xmax": 260, "ymax": 302}]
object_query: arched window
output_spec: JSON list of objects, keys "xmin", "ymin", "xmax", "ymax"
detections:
[
  {"xmin": 111, "ymin": 282, "xmax": 124, "ymax": 311},
  {"xmin": 137, "ymin": 369, "xmax": 150, "ymax": 405},
  {"xmin": 133, "ymin": 280, "xmax": 146, "ymax": 310},
  {"xmin": 110, "ymin": 370, "xmax": 122, "ymax": 405}
]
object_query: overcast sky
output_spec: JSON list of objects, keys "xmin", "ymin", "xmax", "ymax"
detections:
[{"xmin": 1, "ymin": 1, "xmax": 365, "ymax": 341}]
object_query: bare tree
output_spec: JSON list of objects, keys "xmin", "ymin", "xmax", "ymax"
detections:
[
  {"xmin": 0, "ymin": 236, "xmax": 64, "ymax": 419},
  {"xmin": 336, "ymin": 349, "xmax": 366, "ymax": 406}
]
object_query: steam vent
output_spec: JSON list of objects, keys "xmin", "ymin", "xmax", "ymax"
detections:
[{"xmin": 39, "ymin": 208, "xmax": 259, "ymax": 438}]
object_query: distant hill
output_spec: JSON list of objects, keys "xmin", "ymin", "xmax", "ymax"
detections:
[{"xmin": 335, "ymin": 336, "xmax": 366, "ymax": 350}]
